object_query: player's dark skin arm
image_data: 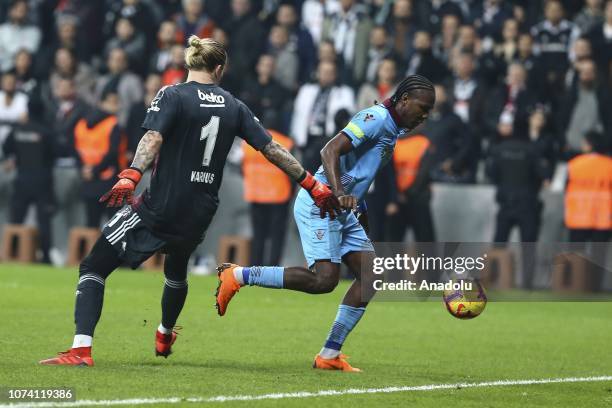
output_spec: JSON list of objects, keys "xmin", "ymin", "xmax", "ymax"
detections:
[
  {"xmin": 131, "ymin": 130, "xmax": 163, "ymax": 172},
  {"xmin": 321, "ymin": 133, "xmax": 357, "ymax": 210}
]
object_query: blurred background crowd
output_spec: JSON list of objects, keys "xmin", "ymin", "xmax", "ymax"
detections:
[{"xmin": 0, "ymin": 0, "xmax": 610, "ymax": 281}]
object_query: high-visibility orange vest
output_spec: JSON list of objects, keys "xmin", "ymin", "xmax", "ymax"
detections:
[
  {"xmin": 242, "ymin": 130, "xmax": 294, "ymax": 204},
  {"xmin": 393, "ymin": 135, "xmax": 430, "ymax": 192},
  {"xmin": 74, "ymin": 116, "xmax": 118, "ymax": 180},
  {"xmin": 565, "ymin": 153, "xmax": 612, "ymax": 230}
]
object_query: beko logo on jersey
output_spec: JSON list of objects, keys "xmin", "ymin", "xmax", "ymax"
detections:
[
  {"xmin": 191, "ymin": 171, "xmax": 215, "ymax": 184},
  {"xmin": 198, "ymin": 90, "xmax": 225, "ymax": 107}
]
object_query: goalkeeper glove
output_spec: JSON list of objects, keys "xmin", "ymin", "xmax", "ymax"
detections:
[
  {"xmin": 99, "ymin": 167, "xmax": 142, "ymax": 207},
  {"xmin": 299, "ymin": 171, "xmax": 340, "ymax": 219}
]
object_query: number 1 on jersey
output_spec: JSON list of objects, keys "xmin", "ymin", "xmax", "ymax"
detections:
[{"xmin": 200, "ymin": 116, "xmax": 220, "ymax": 167}]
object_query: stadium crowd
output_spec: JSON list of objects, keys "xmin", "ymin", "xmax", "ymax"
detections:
[{"xmin": 0, "ymin": 0, "xmax": 610, "ymax": 267}]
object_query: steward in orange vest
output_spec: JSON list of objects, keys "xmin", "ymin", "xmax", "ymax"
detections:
[
  {"xmin": 565, "ymin": 131, "xmax": 612, "ymax": 235},
  {"xmin": 242, "ymin": 129, "xmax": 294, "ymax": 265},
  {"xmin": 74, "ymin": 88, "xmax": 122, "ymax": 227},
  {"xmin": 386, "ymin": 133, "xmax": 435, "ymax": 242},
  {"xmin": 564, "ymin": 131, "xmax": 611, "ymax": 292}
]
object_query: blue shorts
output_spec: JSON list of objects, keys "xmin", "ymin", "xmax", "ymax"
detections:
[{"xmin": 294, "ymin": 189, "xmax": 374, "ymax": 267}]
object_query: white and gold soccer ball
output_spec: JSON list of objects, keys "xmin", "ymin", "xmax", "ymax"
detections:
[{"xmin": 443, "ymin": 280, "xmax": 487, "ymax": 319}]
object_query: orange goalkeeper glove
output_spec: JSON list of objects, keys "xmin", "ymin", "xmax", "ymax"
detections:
[
  {"xmin": 299, "ymin": 171, "xmax": 341, "ymax": 219},
  {"xmin": 99, "ymin": 167, "xmax": 142, "ymax": 207}
]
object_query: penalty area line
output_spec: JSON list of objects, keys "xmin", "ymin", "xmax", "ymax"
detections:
[{"xmin": 2, "ymin": 375, "xmax": 611, "ymax": 407}]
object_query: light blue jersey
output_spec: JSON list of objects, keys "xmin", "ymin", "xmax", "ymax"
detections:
[
  {"xmin": 294, "ymin": 104, "xmax": 404, "ymax": 266},
  {"xmin": 314, "ymin": 104, "xmax": 403, "ymax": 202}
]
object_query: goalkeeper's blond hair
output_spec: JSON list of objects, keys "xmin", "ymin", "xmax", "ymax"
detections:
[{"xmin": 184, "ymin": 35, "xmax": 227, "ymax": 72}]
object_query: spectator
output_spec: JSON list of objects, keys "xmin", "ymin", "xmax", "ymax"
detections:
[
  {"xmin": 48, "ymin": 48, "xmax": 97, "ymax": 106},
  {"xmin": 494, "ymin": 18, "xmax": 520, "ymax": 65},
  {"xmin": 560, "ymin": 59, "xmax": 611, "ymax": 156},
  {"xmin": 586, "ymin": 0, "xmax": 612, "ymax": 74},
  {"xmin": 104, "ymin": 0, "xmax": 159, "ymax": 49},
  {"xmin": 74, "ymin": 84, "xmax": 122, "ymax": 228},
  {"xmin": 386, "ymin": 132, "xmax": 436, "ymax": 242},
  {"xmin": 451, "ymin": 24, "xmax": 481, "ymax": 63},
  {"xmin": 301, "ymin": 0, "xmax": 341, "ymax": 45},
  {"xmin": 95, "ymin": 48, "xmax": 143, "ymax": 127},
  {"xmin": 14, "ymin": 49, "xmax": 40, "ymax": 99},
  {"xmin": 105, "ymin": 17, "xmax": 147, "ymax": 76},
  {"xmin": 174, "ymin": 0, "xmax": 216, "ymax": 43},
  {"xmin": 406, "ymin": 30, "xmax": 449, "ymax": 83},
  {"xmin": 433, "ymin": 13, "xmax": 460, "ymax": 65},
  {"xmin": 35, "ymin": 13, "xmax": 90, "ymax": 78},
  {"xmin": 388, "ymin": 0, "xmax": 417, "ymax": 64},
  {"xmin": 445, "ymin": 52, "xmax": 487, "ymax": 149},
  {"xmin": 486, "ymin": 112, "xmax": 548, "ymax": 288},
  {"xmin": 0, "ymin": 0, "xmax": 41, "ymax": 72},
  {"xmin": 126, "ymin": 73, "xmax": 162, "ymax": 161},
  {"xmin": 290, "ymin": 60, "xmax": 354, "ymax": 173},
  {"xmin": 565, "ymin": 37, "xmax": 593, "ymax": 88},
  {"xmin": 323, "ymin": 0, "xmax": 373, "ymax": 85},
  {"xmin": 46, "ymin": 77, "xmax": 89, "ymax": 236},
  {"xmin": 514, "ymin": 33, "xmax": 544, "ymax": 94},
  {"xmin": 357, "ymin": 57, "xmax": 397, "ymax": 110},
  {"xmin": 2, "ymin": 99, "xmax": 56, "ymax": 264},
  {"xmin": 161, "ymin": 45, "xmax": 187, "ymax": 86},
  {"xmin": 242, "ymin": 128, "xmax": 294, "ymax": 265},
  {"xmin": 424, "ymin": 84, "xmax": 474, "ymax": 183},
  {"xmin": 149, "ymin": 20, "xmax": 179, "ymax": 74},
  {"xmin": 224, "ymin": 0, "xmax": 266, "ymax": 89},
  {"xmin": 531, "ymin": 0, "xmax": 580, "ymax": 99},
  {"xmin": 469, "ymin": 0, "xmax": 512, "ymax": 43},
  {"xmin": 276, "ymin": 3, "xmax": 317, "ymax": 84},
  {"xmin": 564, "ymin": 131, "xmax": 611, "ymax": 291},
  {"xmin": 486, "ymin": 63, "xmax": 538, "ymax": 140},
  {"xmin": 0, "ymin": 70, "xmax": 28, "ymax": 145},
  {"xmin": 574, "ymin": 0, "xmax": 605, "ymax": 33},
  {"xmin": 239, "ymin": 54, "xmax": 291, "ymax": 133},
  {"xmin": 416, "ymin": 0, "xmax": 466, "ymax": 33},
  {"xmin": 266, "ymin": 25, "xmax": 299, "ymax": 91},
  {"xmin": 364, "ymin": 26, "xmax": 393, "ymax": 84}
]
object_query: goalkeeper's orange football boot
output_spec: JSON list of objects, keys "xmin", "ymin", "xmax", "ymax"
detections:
[
  {"xmin": 39, "ymin": 348, "xmax": 94, "ymax": 367},
  {"xmin": 155, "ymin": 328, "xmax": 179, "ymax": 358},
  {"xmin": 313, "ymin": 354, "xmax": 361, "ymax": 372},
  {"xmin": 215, "ymin": 263, "xmax": 241, "ymax": 316}
]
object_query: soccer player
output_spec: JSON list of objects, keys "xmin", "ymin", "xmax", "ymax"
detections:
[
  {"xmin": 216, "ymin": 75, "xmax": 435, "ymax": 372},
  {"xmin": 39, "ymin": 36, "xmax": 338, "ymax": 367}
]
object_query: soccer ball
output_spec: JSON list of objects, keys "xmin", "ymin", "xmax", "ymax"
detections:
[{"xmin": 443, "ymin": 279, "xmax": 487, "ymax": 319}]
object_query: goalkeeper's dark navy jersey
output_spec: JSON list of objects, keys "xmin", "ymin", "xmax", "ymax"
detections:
[{"xmin": 134, "ymin": 81, "xmax": 271, "ymax": 242}]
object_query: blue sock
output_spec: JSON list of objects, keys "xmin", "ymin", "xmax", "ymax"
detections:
[
  {"xmin": 243, "ymin": 266, "xmax": 284, "ymax": 288},
  {"xmin": 320, "ymin": 305, "xmax": 366, "ymax": 358}
]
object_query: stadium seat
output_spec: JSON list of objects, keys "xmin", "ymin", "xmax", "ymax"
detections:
[
  {"xmin": 481, "ymin": 248, "xmax": 515, "ymax": 289},
  {"xmin": 217, "ymin": 235, "xmax": 250, "ymax": 266},
  {"xmin": 552, "ymin": 252, "xmax": 592, "ymax": 292},
  {"xmin": 0, "ymin": 224, "xmax": 39, "ymax": 263},
  {"xmin": 142, "ymin": 252, "xmax": 165, "ymax": 271},
  {"xmin": 66, "ymin": 228, "xmax": 100, "ymax": 266}
]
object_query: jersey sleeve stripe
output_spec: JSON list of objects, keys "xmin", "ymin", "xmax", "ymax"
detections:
[{"xmin": 346, "ymin": 122, "xmax": 365, "ymax": 139}]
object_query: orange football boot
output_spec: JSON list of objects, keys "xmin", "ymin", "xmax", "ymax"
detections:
[
  {"xmin": 155, "ymin": 327, "xmax": 180, "ymax": 358},
  {"xmin": 39, "ymin": 348, "xmax": 94, "ymax": 367},
  {"xmin": 215, "ymin": 263, "xmax": 241, "ymax": 316},
  {"xmin": 313, "ymin": 353, "xmax": 361, "ymax": 372}
]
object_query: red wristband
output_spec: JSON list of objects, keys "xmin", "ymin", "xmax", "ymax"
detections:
[
  {"xmin": 118, "ymin": 167, "xmax": 142, "ymax": 184},
  {"xmin": 299, "ymin": 171, "xmax": 316, "ymax": 190}
]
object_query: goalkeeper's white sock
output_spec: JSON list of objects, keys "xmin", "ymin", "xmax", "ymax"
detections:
[
  {"xmin": 72, "ymin": 334, "xmax": 92, "ymax": 348},
  {"xmin": 233, "ymin": 267, "xmax": 245, "ymax": 285},
  {"xmin": 158, "ymin": 323, "xmax": 172, "ymax": 335}
]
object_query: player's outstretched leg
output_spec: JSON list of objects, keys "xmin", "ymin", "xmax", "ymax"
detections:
[
  {"xmin": 156, "ymin": 249, "xmax": 191, "ymax": 357},
  {"xmin": 314, "ymin": 251, "xmax": 377, "ymax": 372},
  {"xmin": 215, "ymin": 262, "xmax": 340, "ymax": 316},
  {"xmin": 40, "ymin": 238, "xmax": 121, "ymax": 366}
]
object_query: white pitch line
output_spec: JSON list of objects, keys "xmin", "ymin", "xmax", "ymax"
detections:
[{"xmin": 2, "ymin": 375, "xmax": 611, "ymax": 407}]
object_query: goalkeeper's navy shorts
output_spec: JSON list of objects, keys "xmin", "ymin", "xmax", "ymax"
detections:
[{"xmin": 101, "ymin": 206, "xmax": 198, "ymax": 269}]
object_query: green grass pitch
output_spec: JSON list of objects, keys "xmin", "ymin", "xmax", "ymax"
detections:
[{"xmin": 1, "ymin": 264, "xmax": 611, "ymax": 407}]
